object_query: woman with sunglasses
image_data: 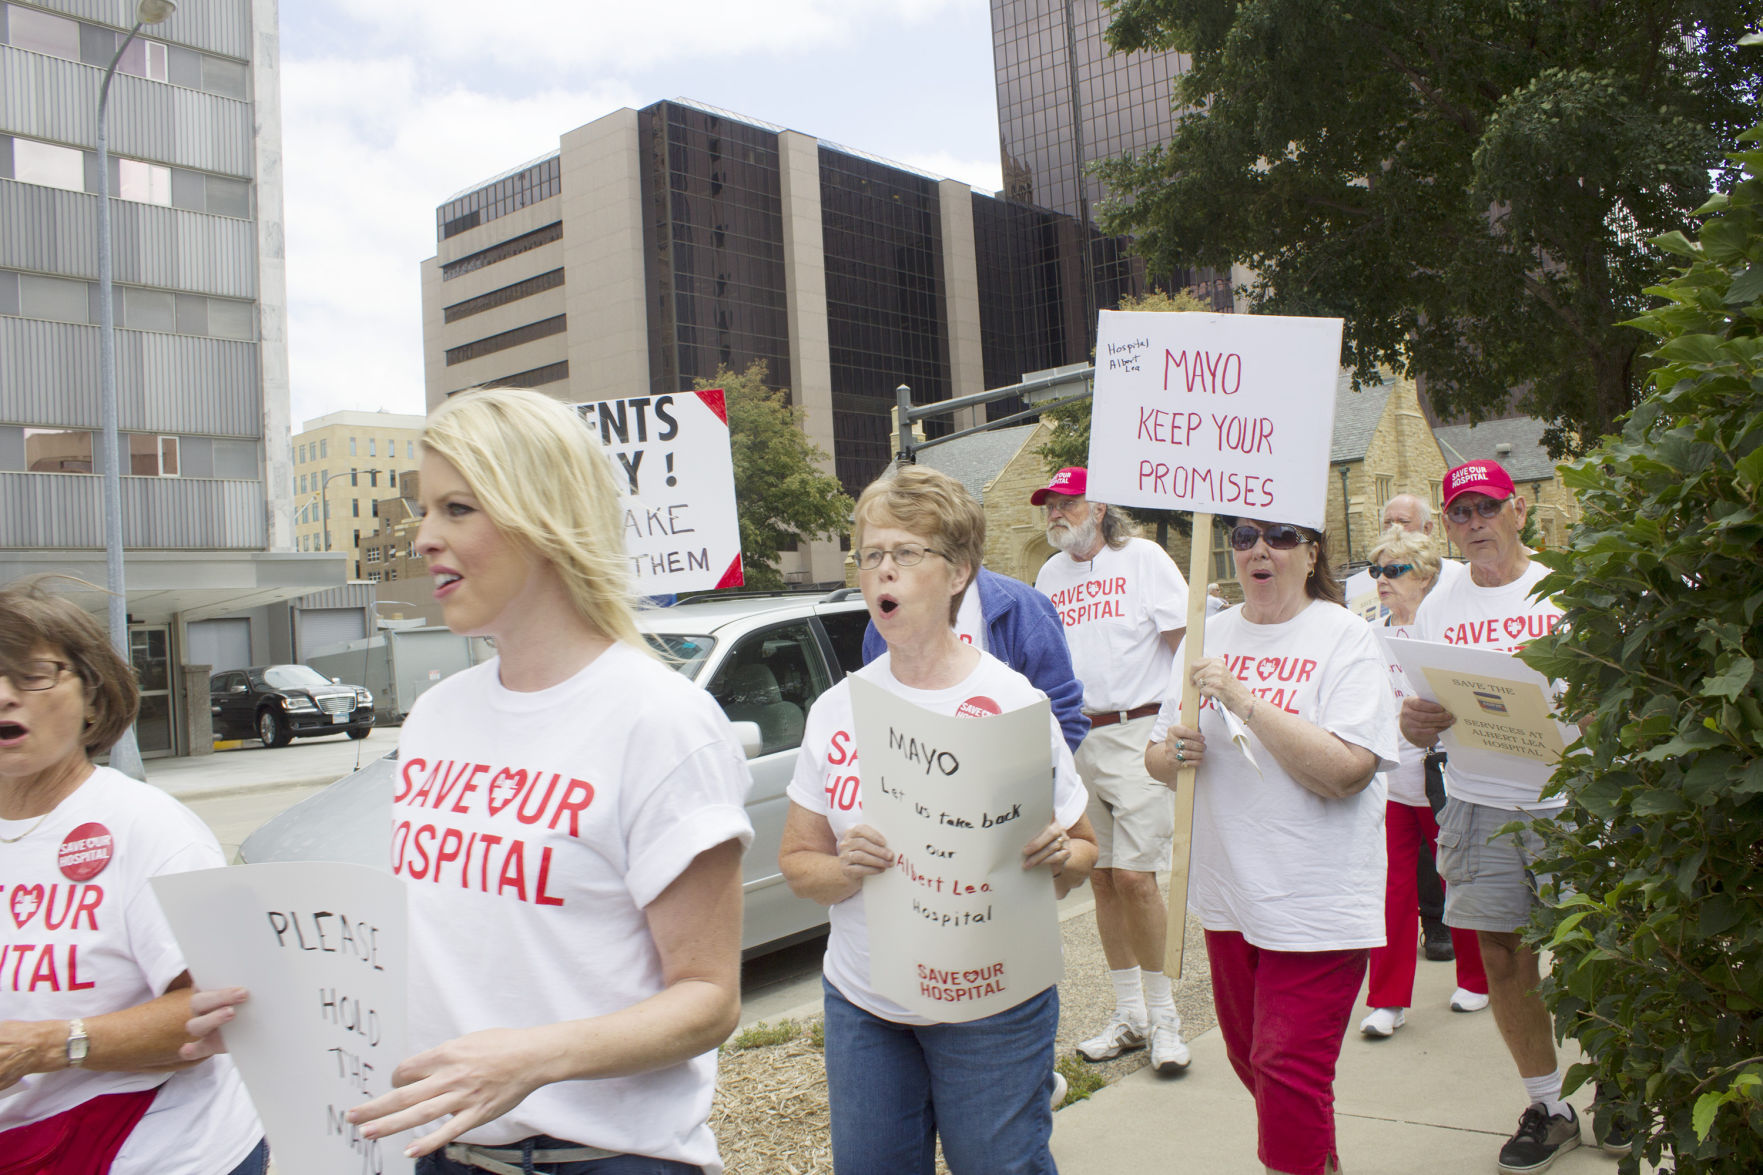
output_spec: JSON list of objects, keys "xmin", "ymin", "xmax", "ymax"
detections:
[
  {"xmin": 780, "ymin": 466, "xmax": 1096, "ymax": 1175},
  {"xmin": 1144, "ymin": 518, "xmax": 1397, "ymax": 1175},
  {"xmin": 1358, "ymin": 527, "xmax": 1489, "ymax": 1041}
]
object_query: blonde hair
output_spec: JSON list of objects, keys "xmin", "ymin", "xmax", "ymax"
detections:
[
  {"xmin": 853, "ymin": 466, "xmax": 985, "ymax": 624},
  {"xmin": 422, "ymin": 388, "xmax": 647, "ymax": 653},
  {"xmin": 1367, "ymin": 523, "xmax": 1442, "ymax": 585}
]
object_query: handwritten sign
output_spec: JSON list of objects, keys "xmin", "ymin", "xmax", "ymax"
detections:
[
  {"xmin": 1379, "ymin": 635, "xmax": 1577, "ymax": 790},
  {"xmin": 152, "ymin": 863, "xmax": 411, "ymax": 1175},
  {"xmin": 849, "ymin": 676, "xmax": 1061, "ymax": 1022},
  {"xmin": 574, "ymin": 391, "xmax": 743, "ymax": 593},
  {"xmin": 1086, "ymin": 311, "xmax": 1344, "ymax": 529}
]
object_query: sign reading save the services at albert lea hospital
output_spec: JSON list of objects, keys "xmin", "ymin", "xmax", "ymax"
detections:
[
  {"xmin": 573, "ymin": 390, "xmax": 744, "ymax": 594},
  {"xmin": 1086, "ymin": 311, "xmax": 1345, "ymax": 531},
  {"xmin": 850, "ymin": 677, "xmax": 1063, "ymax": 1024}
]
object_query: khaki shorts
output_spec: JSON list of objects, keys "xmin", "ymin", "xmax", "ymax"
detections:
[
  {"xmin": 1434, "ymin": 797, "xmax": 1560, "ymax": 934},
  {"xmin": 1075, "ymin": 715, "xmax": 1174, "ymax": 872}
]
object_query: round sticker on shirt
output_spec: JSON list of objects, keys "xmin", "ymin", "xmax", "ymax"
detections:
[
  {"xmin": 59, "ymin": 822, "xmax": 114, "ymax": 881},
  {"xmin": 955, "ymin": 696, "xmax": 1001, "ymax": 719}
]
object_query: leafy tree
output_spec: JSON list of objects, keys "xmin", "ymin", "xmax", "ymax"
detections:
[
  {"xmin": 693, "ymin": 361, "xmax": 853, "ymax": 590},
  {"xmin": 1037, "ymin": 288, "xmax": 1213, "ymax": 542},
  {"xmin": 1521, "ymin": 122, "xmax": 1763, "ymax": 1172},
  {"xmin": 1098, "ymin": 0, "xmax": 1762, "ymax": 452}
]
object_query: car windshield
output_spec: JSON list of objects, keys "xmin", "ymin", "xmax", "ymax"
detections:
[
  {"xmin": 262, "ymin": 664, "xmax": 335, "ymax": 690},
  {"xmin": 643, "ymin": 634, "xmax": 716, "ymax": 679}
]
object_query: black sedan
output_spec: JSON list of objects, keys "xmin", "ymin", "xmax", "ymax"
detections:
[{"xmin": 209, "ymin": 664, "xmax": 374, "ymax": 747}]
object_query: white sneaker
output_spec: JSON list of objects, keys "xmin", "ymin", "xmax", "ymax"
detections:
[
  {"xmin": 1360, "ymin": 1007, "xmax": 1405, "ymax": 1037},
  {"xmin": 1050, "ymin": 1069, "xmax": 1068, "ymax": 1109},
  {"xmin": 1451, "ymin": 987, "xmax": 1490, "ymax": 1013},
  {"xmin": 1076, "ymin": 1012, "xmax": 1148, "ymax": 1061},
  {"xmin": 1150, "ymin": 1015, "xmax": 1191, "ymax": 1073}
]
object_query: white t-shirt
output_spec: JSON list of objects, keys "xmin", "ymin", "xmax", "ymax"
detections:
[
  {"xmin": 0, "ymin": 767, "xmax": 262, "ymax": 1175},
  {"xmin": 1409, "ymin": 558, "xmax": 1565, "ymax": 811},
  {"xmin": 1151, "ymin": 602, "xmax": 1399, "ymax": 951},
  {"xmin": 787, "ymin": 651, "xmax": 1087, "ymax": 1025},
  {"xmin": 395, "ymin": 643, "xmax": 754, "ymax": 1169},
  {"xmin": 1380, "ymin": 621, "xmax": 1429, "ymax": 807},
  {"xmin": 1035, "ymin": 537, "xmax": 1189, "ymax": 711}
]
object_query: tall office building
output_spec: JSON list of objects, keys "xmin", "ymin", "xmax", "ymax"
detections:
[
  {"xmin": 989, "ymin": 0, "xmax": 1233, "ymax": 309},
  {"xmin": 0, "ymin": 0, "xmax": 343, "ymax": 757},
  {"xmin": 291, "ymin": 409, "xmax": 425, "ymax": 576},
  {"xmin": 422, "ymin": 98, "xmax": 1147, "ymax": 582}
]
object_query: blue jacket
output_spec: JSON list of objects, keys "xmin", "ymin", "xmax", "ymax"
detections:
[{"xmin": 862, "ymin": 567, "xmax": 1089, "ymax": 752}]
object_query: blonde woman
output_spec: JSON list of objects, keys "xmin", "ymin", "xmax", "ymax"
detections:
[{"xmin": 189, "ymin": 388, "xmax": 754, "ymax": 1174}]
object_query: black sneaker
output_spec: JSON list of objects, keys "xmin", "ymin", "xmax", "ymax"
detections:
[
  {"xmin": 1592, "ymin": 1086, "xmax": 1636, "ymax": 1155},
  {"xmin": 1423, "ymin": 919, "xmax": 1455, "ymax": 961},
  {"xmin": 1497, "ymin": 1103, "xmax": 1581, "ymax": 1174}
]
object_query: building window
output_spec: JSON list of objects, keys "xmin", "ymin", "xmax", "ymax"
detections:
[
  {"xmin": 319, "ymin": 439, "xmax": 328, "ymax": 458},
  {"xmin": 1429, "ymin": 480, "xmax": 1443, "ymax": 514},
  {"xmin": 444, "ymin": 314, "xmax": 568, "ymax": 366},
  {"xmin": 349, "ymin": 437, "xmax": 357, "ymax": 457},
  {"xmin": 365, "ymin": 546, "xmax": 382, "ymax": 563},
  {"xmin": 117, "ymin": 158, "xmax": 171, "ymax": 205},
  {"xmin": 11, "ymin": 138, "xmax": 84, "ymax": 193},
  {"xmin": 298, "ymin": 443, "xmax": 306, "ymax": 464},
  {"xmin": 1211, "ymin": 519, "xmax": 1235, "ymax": 582},
  {"xmin": 24, "ymin": 427, "xmax": 93, "ymax": 473},
  {"xmin": 1375, "ymin": 475, "xmax": 1393, "ymax": 508},
  {"xmin": 6, "ymin": 6, "xmax": 80, "ymax": 59},
  {"xmin": 127, "ymin": 434, "xmax": 178, "ymax": 476},
  {"xmin": 443, "ymin": 268, "xmax": 566, "ymax": 324},
  {"xmin": 406, "ymin": 440, "xmax": 415, "ymax": 459},
  {"xmin": 368, "ymin": 439, "xmax": 376, "ymax": 458},
  {"xmin": 115, "ymin": 37, "xmax": 169, "ymax": 83},
  {"xmin": 366, "ymin": 570, "xmax": 383, "ymax": 583},
  {"xmin": 440, "ymin": 221, "xmax": 564, "ymax": 281}
]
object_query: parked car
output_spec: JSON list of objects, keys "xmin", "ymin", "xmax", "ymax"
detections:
[
  {"xmin": 239, "ymin": 588, "xmax": 871, "ymax": 954},
  {"xmin": 210, "ymin": 664, "xmax": 375, "ymax": 747}
]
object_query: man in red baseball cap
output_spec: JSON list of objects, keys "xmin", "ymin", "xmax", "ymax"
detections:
[
  {"xmin": 1032, "ymin": 466, "xmax": 1193, "ymax": 1075},
  {"xmin": 1399, "ymin": 460, "xmax": 1619, "ymax": 1169}
]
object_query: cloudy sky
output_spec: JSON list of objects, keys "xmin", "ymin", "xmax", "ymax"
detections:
[{"xmin": 279, "ymin": 0, "xmax": 1006, "ymax": 428}]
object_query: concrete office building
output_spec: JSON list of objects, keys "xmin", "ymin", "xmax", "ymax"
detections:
[
  {"xmin": 422, "ymin": 98, "xmax": 1148, "ymax": 583},
  {"xmin": 0, "ymin": 0, "xmax": 346, "ymax": 757},
  {"xmin": 291, "ymin": 409, "xmax": 425, "ymax": 576}
]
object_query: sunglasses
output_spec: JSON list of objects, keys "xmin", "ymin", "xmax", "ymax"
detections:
[
  {"xmin": 1367, "ymin": 563, "xmax": 1414, "ymax": 579},
  {"xmin": 1228, "ymin": 523, "xmax": 1311, "ymax": 552},
  {"xmin": 1445, "ymin": 498, "xmax": 1508, "ymax": 524}
]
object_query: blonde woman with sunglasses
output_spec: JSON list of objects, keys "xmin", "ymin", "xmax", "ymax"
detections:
[{"xmin": 1145, "ymin": 517, "xmax": 1398, "ymax": 1175}]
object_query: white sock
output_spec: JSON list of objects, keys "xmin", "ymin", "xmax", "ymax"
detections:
[
  {"xmin": 1142, "ymin": 969, "xmax": 1176, "ymax": 1021},
  {"xmin": 1522, "ymin": 1070, "xmax": 1569, "ymax": 1118},
  {"xmin": 1110, "ymin": 967, "xmax": 1147, "ymax": 1023}
]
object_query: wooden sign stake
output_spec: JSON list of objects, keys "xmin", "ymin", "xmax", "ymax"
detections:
[{"xmin": 1164, "ymin": 511, "xmax": 1213, "ymax": 980}]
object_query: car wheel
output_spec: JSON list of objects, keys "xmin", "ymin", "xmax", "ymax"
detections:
[
  {"xmin": 346, "ymin": 726, "xmax": 371, "ymax": 740},
  {"xmin": 257, "ymin": 708, "xmax": 292, "ymax": 748}
]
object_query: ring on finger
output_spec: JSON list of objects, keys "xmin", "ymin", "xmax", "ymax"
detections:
[{"xmin": 1175, "ymin": 746, "xmax": 1186, "ymax": 762}]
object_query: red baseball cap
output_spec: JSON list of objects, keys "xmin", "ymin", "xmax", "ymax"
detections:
[
  {"xmin": 1442, "ymin": 459, "xmax": 1516, "ymax": 508},
  {"xmin": 1030, "ymin": 466, "xmax": 1088, "ymax": 505}
]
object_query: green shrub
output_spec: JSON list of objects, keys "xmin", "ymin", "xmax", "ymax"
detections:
[
  {"xmin": 1053, "ymin": 1054, "xmax": 1108, "ymax": 1108},
  {"xmin": 1523, "ymin": 122, "xmax": 1763, "ymax": 1173}
]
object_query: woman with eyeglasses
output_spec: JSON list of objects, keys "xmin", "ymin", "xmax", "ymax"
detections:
[
  {"xmin": 1358, "ymin": 526, "xmax": 1490, "ymax": 1042},
  {"xmin": 779, "ymin": 466, "xmax": 1096, "ymax": 1175},
  {"xmin": 0, "ymin": 580, "xmax": 267, "ymax": 1175},
  {"xmin": 1144, "ymin": 518, "xmax": 1397, "ymax": 1175}
]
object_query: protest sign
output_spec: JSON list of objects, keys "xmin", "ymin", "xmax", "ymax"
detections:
[
  {"xmin": 1086, "ymin": 310, "xmax": 1344, "ymax": 530},
  {"xmin": 153, "ymin": 862, "xmax": 410, "ymax": 1175},
  {"xmin": 1343, "ymin": 567, "xmax": 1383, "ymax": 622},
  {"xmin": 1379, "ymin": 635, "xmax": 1577, "ymax": 790},
  {"xmin": 575, "ymin": 391, "xmax": 743, "ymax": 593},
  {"xmin": 850, "ymin": 676, "xmax": 1061, "ymax": 1022}
]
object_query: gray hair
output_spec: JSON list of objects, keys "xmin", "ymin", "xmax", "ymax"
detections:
[{"xmin": 1367, "ymin": 524, "xmax": 1442, "ymax": 584}]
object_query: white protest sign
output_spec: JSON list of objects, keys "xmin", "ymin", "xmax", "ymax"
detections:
[
  {"xmin": 152, "ymin": 862, "xmax": 410, "ymax": 1175},
  {"xmin": 849, "ymin": 676, "xmax": 1061, "ymax": 1023},
  {"xmin": 1087, "ymin": 311, "xmax": 1344, "ymax": 529},
  {"xmin": 575, "ymin": 391, "xmax": 743, "ymax": 593}
]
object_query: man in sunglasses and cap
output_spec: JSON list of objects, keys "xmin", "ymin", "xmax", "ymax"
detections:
[
  {"xmin": 1399, "ymin": 459, "xmax": 1604, "ymax": 1173},
  {"xmin": 1032, "ymin": 466, "xmax": 1192, "ymax": 1074}
]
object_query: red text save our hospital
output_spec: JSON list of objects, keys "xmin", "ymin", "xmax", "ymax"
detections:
[
  {"xmin": 1437, "ymin": 613, "xmax": 1560, "ymax": 651},
  {"xmin": 1046, "ymin": 577, "xmax": 1128, "ymax": 628},
  {"xmin": 0, "ymin": 882, "xmax": 106, "ymax": 993},
  {"xmin": 392, "ymin": 757, "xmax": 598, "ymax": 907}
]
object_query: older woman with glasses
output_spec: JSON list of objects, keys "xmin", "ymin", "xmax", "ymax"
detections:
[
  {"xmin": 1358, "ymin": 526, "xmax": 1489, "ymax": 1041},
  {"xmin": 0, "ymin": 580, "xmax": 266, "ymax": 1175},
  {"xmin": 1145, "ymin": 518, "xmax": 1397, "ymax": 1175},
  {"xmin": 779, "ymin": 466, "xmax": 1096, "ymax": 1175}
]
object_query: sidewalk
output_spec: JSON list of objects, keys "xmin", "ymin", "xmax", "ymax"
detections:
[
  {"xmin": 1051, "ymin": 943, "xmax": 1631, "ymax": 1175},
  {"xmin": 137, "ymin": 727, "xmax": 397, "ymax": 802}
]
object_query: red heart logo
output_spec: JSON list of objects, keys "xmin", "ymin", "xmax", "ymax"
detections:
[
  {"xmin": 10, "ymin": 884, "xmax": 44, "ymax": 928},
  {"xmin": 1504, "ymin": 616, "xmax": 1528, "ymax": 640},
  {"xmin": 1256, "ymin": 657, "xmax": 1281, "ymax": 680},
  {"xmin": 486, "ymin": 769, "xmax": 527, "ymax": 816}
]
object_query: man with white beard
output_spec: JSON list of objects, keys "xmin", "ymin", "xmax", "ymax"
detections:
[{"xmin": 1032, "ymin": 466, "xmax": 1192, "ymax": 1074}]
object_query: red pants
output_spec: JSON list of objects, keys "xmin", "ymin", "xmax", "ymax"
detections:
[
  {"xmin": 1206, "ymin": 930, "xmax": 1366, "ymax": 1175},
  {"xmin": 1367, "ymin": 802, "xmax": 1487, "ymax": 1006}
]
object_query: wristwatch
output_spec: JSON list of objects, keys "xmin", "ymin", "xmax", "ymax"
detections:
[{"xmin": 65, "ymin": 1018, "xmax": 89, "ymax": 1067}]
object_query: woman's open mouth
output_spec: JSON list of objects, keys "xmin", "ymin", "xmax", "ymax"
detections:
[
  {"xmin": 877, "ymin": 596, "xmax": 900, "ymax": 616},
  {"xmin": 0, "ymin": 721, "xmax": 27, "ymax": 745}
]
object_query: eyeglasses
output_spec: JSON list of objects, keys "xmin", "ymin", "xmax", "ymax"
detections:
[
  {"xmin": 1228, "ymin": 523, "xmax": 1311, "ymax": 552},
  {"xmin": 855, "ymin": 544, "xmax": 947, "ymax": 570},
  {"xmin": 1043, "ymin": 497, "xmax": 1090, "ymax": 516},
  {"xmin": 1, "ymin": 660, "xmax": 70, "ymax": 692},
  {"xmin": 1367, "ymin": 563, "xmax": 1414, "ymax": 579},
  {"xmin": 1445, "ymin": 498, "xmax": 1508, "ymax": 524}
]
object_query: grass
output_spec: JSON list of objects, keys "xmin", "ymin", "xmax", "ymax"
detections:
[
  {"xmin": 1055, "ymin": 1054, "xmax": 1107, "ymax": 1108},
  {"xmin": 725, "ymin": 1019, "xmax": 806, "ymax": 1052}
]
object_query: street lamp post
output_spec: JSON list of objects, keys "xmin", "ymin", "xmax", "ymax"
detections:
[{"xmin": 96, "ymin": 0, "xmax": 176, "ymax": 780}]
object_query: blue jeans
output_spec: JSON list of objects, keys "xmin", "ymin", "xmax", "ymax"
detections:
[
  {"xmin": 821, "ymin": 978, "xmax": 1059, "ymax": 1175},
  {"xmin": 417, "ymin": 1140, "xmax": 700, "ymax": 1175},
  {"xmin": 223, "ymin": 1138, "xmax": 268, "ymax": 1175}
]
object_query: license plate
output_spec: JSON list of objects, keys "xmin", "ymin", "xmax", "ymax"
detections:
[{"xmin": 331, "ymin": 713, "xmax": 348, "ymax": 724}]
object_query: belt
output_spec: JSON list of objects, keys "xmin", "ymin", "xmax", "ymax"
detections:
[
  {"xmin": 443, "ymin": 1141, "xmax": 621, "ymax": 1175},
  {"xmin": 1086, "ymin": 704, "xmax": 1160, "ymax": 728}
]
